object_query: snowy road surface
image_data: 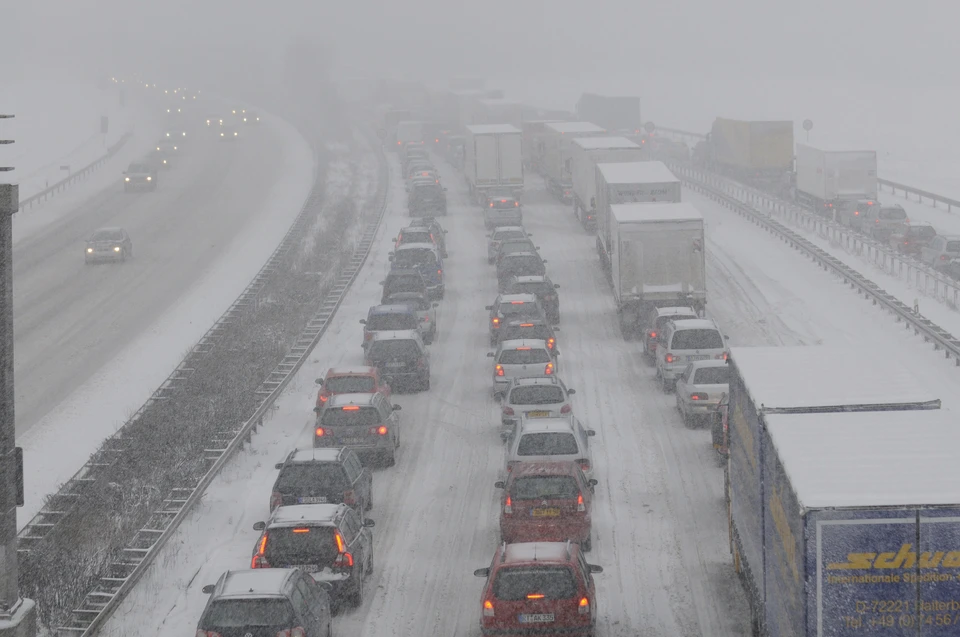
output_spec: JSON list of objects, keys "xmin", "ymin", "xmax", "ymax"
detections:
[
  {"xmin": 14, "ymin": 115, "xmax": 316, "ymax": 523},
  {"xmin": 99, "ymin": 152, "xmax": 958, "ymax": 637}
]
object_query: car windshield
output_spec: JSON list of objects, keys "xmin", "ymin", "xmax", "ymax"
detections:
[
  {"xmin": 263, "ymin": 527, "xmax": 338, "ymax": 565},
  {"xmin": 693, "ymin": 367, "xmax": 730, "ymax": 385},
  {"xmin": 499, "ymin": 349, "xmax": 551, "ymax": 365},
  {"xmin": 394, "ymin": 249, "xmax": 438, "ymax": 268},
  {"xmin": 400, "ymin": 231, "xmax": 432, "ymax": 244},
  {"xmin": 204, "ymin": 599, "xmax": 295, "ymax": 628},
  {"xmin": 494, "ymin": 230, "xmax": 526, "ymax": 242},
  {"xmin": 500, "ymin": 302, "xmax": 539, "ymax": 317},
  {"xmin": 509, "ymin": 386, "xmax": 565, "ymax": 405},
  {"xmin": 320, "ymin": 407, "xmax": 382, "ymax": 427},
  {"xmin": 324, "ymin": 376, "xmax": 377, "ymax": 393},
  {"xmin": 946, "ymin": 241, "xmax": 960, "ymax": 253},
  {"xmin": 517, "ymin": 432, "xmax": 579, "ymax": 456},
  {"xmin": 501, "ymin": 256, "xmax": 545, "ymax": 275},
  {"xmin": 511, "ymin": 475, "xmax": 580, "ymax": 500},
  {"xmin": 276, "ymin": 464, "xmax": 348, "ymax": 492},
  {"xmin": 492, "ymin": 566, "xmax": 577, "ymax": 600},
  {"xmin": 367, "ymin": 340, "xmax": 420, "ymax": 360},
  {"xmin": 90, "ymin": 230, "xmax": 123, "ymax": 242},
  {"xmin": 670, "ymin": 329, "xmax": 723, "ymax": 350},
  {"xmin": 501, "ymin": 326, "xmax": 551, "ymax": 341},
  {"xmin": 879, "ymin": 207, "xmax": 906, "ymax": 220},
  {"xmin": 366, "ymin": 314, "xmax": 418, "ymax": 331}
]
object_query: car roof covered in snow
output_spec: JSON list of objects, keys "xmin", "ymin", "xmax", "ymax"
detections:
[
  {"xmin": 287, "ymin": 447, "xmax": 344, "ymax": 464},
  {"xmin": 611, "ymin": 202, "xmax": 702, "ymax": 224},
  {"xmin": 668, "ymin": 318, "xmax": 718, "ymax": 332},
  {"xmin": 655, "ymin": 306, "xmax": 698, "ymax": 317},
  {"xmin": 466, "ymin": 124, "xmax": 520, "ymax": 135},
  {"xmin": 217, "ymin": 569, "xmax": 295, "ymax": 598},
  {"xmin": 498, "ymin": 293, "xmax": 539, "ymax": 304},
  {"xmin": 545, "ymin": 122, "xmax": 606, "ymax": 134},
  {"xmin": 503, "ymin": 542, "xmax": 573, "ymax": 564},
  {"xmin": 728, "ymin": 346, "xmax": 941, "ymax": 412},
  {"xmin": 766, "ymin": 409, "xmax": 960, "ymax": 508},
  {"xmin": 327, "ymin": 366, "xmax": 377, "ymax": 376},
  {"xmin": 597, "ymin": 161, "xmax": 677, "ymax": 185},
  {"xmin": 572, "ymin": 136, "xmax": 639, "ymax": 150}
]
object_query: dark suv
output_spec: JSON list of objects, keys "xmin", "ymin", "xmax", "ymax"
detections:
[
  {"xmin": 380, "ymin": 269, "xmax": 428, "ymax": 304},
  {"xmin": 497, "ymin": 252, "xmax": 547, "ymax": 293},
  {"xmin": 315, "ymin": 393, "xmax": 401, "ymax": 466},
  {"xmin": 364, "ymin": 330, "xmax": 431, "ymax": 391},
  {"xmin": 504, "ymin": 275, "xmax": 561, "ymax": 324},
  {"xmin": 271, "ymin": 447, "xmax": 373, "ymax": 514},
  {"xmin": 197, "ymin": 568, "xmax": 332, "ymax": 637},
  {"xmin": 408, "ymin": 181, "xmax": 448, "ymax": 216},
  {"xmin": 252, "ymin": 503, "xmax": 375, "ymax": 611}
]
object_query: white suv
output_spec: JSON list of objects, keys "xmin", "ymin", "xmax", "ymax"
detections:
[{"xmin": 655, "ymin": 318, "xmax": 727, "ymax": 392}]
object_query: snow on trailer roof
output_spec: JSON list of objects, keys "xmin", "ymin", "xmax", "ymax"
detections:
[
  {"xmin": 796, "ymin": 142, "xmax": 877, "ymax": 155},
  {"xmin": 466, "ymin": 124, "xmax": 520, "ymax": 135},
  {"xmin": 545, "ymin": 122, "xmax": 606, "ymax": 134},
  {"xmin": 597, "ymin": 161, "xmax": 677, "ymax": 185},
  {"xmin": 766, "ymin": 409, "xmax": 960, "ymax": 508},
  {"xmin": 729, "ymin": 346, "xmax": 941, "ymax": 412},
  {"xmin": 610, "ymin": 202, "xmax": 702, "ymax": 224},
  {"xmin": 572, "ymin": 136, "xmax": 639, "ymax": 150}
]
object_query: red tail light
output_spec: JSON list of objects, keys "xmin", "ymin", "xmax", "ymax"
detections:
[
  {"xmin": 252, "ymin": 534, "xmax": 269, "ymax": 568},
  {"xmin": 544, "ymin": 362, "xmax": 554, "ymax": 375},
  {"xmin": 560, "ymin": 404, "xmax": 572, "ymax": 414},
  {"xmin": 416, "ymin": 357, "xmax": 426, "ymax": 369},
  {"xmin": 291, "ymin": 628, "xmax": 307, "ymax": 637},
  {"xmin": 483, "ymin": 600, "xmax": 495, "ymax": 617},
  {"xmin": 198, "ymin": 631, "xmax": 223, "ymax": 637},
  {"xmin": 665, "ymin": 353, "xmax": 675, "ymax": 363},
  {"xmin": 315, "ymin": 427, "xmax": 326, "ymax": 437},
  {"xmin": 854, "ymin": 210, "xmax": 859, "ymax": 216},
  {"xmin": 577, "ymin": 492, "xmax": 585, "ymax": 512},
  {"xmin": 270, "ymin": 491, "xmax": 282, "ymax": 511},
  {"xmin": 515, "ymin": 201, "xmax": 519, "ymax": 207},
  {"xmin": 496, "ymin": 365, "xmax": 504, "ymax": 377},
  {"xmin": 319, "ymin": 392, "xmax": 330, "ymax": 402},
  {"xmin": 343, "ymin": 489, "xmax": 356, "ymax": 505},
  {"xmin": 504, "ymin": 495, "xmax": 513, "ymax": 515},
  {"xmin": 503, "ymin": 406, "xmax": 515, "ymax": 416},
  {"xmin": 547, "ymin": 338, "xmax": 555, "ymax": 349},
  {"xmin": 489, "ymin": 202, "xmax": 494, "ymax": 207},
  {"xmin": 579, "ymin": 597, "xmax": 590, "ymax": 615},
  {"xmin": 942, "ymin": 255, "xmax": 949, "ymax": 261},
  {"xmin": 578, "ymin": 459, "xmax": 590, "ymax": 472},
  {"xmin": 334, "ymin": 531, "xmax": 354, "ymax": 568},
  {"xmin": 716, "ymin": 352, "xmax": 728, "ymax": 361},
  {"xmin": 438, "ymin": 269, "xmax": 442, "ymax": 275},
  {"xmin": 492, "ymin": 317, "xmax": 500, "ymax": 326},
  {"xmin": 690, "ymin": 393, "xmax": 708, "ymax": 401},
  {"xmin": 375, "ymin": 425, "xmax": 389, "ymax": 435},
  {"xmin": 649, "ymin": 331, "xmax": 657, "ymax": 338}
]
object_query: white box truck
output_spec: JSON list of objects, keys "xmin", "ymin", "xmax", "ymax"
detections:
[
  {"xmin": 794, "ymin": 143, "xmax": 877, "ymax": 211},
  {"xmin": 464, "ymin": 124, "xmax": 523, "ymax": 202},
  {"xmin": 521, "ymin": 120, "xmax": 562, "ymax": 172},
  {"xmin": 569, "ymin": 136, "xmax": 643, "ymax": 231},
  {"xmin": 609, "ymin": 202, "xmax": 706, "ymax": 335},
  {"xmin": 541, "ymin": 122, "xmax": 607, "ymax": 202},
  {"xmin": 595, "ymin": 161, "xmax": 681, "ymax": 270}
]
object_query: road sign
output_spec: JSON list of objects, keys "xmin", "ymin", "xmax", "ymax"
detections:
[
  {"xmin": 802, "ymin": 119, "xmax": 813, "ymax": 131},
  {"xmin": 644, "ymin": 122, "xmax": 656, "ymax": 134}
]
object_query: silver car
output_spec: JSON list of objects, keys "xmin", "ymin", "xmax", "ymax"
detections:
[
  {"xmin": 483, "ymin": 194, "xmax": 523, "ymax": 230},
  {"xmin": 674, "ymin": 360, "xmax": 731, "ymax": 427},
  {"xmin": 920, "ymin": 235, "xmax": 960, "ymax": 269},
  {"xmin": 655, "ymin": 319, "xmax": 727, "ymax": 391},
  {"xmin": 487, "ymin": 339, "xmax": 558, "ymax": 398},
  {"xmin": 499, "ymin": 376, "xmax": 575, "ymax": 436},
  {"xmin": 386, "ymin": 291, "xmax": 438, "ymax": 344},
  {"xmin": 314, "ymin": 392, "xmax": 401, "ymax": 466},
  {"xmin": 504, "ymin": 417, "xmax": 596, "ymax": 480},
  {"xmin": 487, "ymin": 226, "xmax": 529, "ymax": 264}
]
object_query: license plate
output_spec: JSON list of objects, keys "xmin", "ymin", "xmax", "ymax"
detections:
[
  {"xmin": 688, "ymin": 355, "xmax": 709, "ymax": 361},
  {"xmin": 291, "ymin": 564, "xmax": 319, "ymax": 573},
  {"xmin": 298, "ymin": 496, "xmax": 327, "ymax": 504},
  {"xmin": 340, "ymin": 438, "xmax": 365, "ymax": 445},
  {"xmin": 385, "ymin": 362, "xmax": 405, "ymax": 368},
  {"xmin": 519, "ymin": 614, "xmax": 554, "ymax": 623},
  {"xmin": 525, "ymin": 411, "xmax": 550, "ymax": 418},
  {"xmin": 532, "ymin": 508, "xmax": 560, "ymax": 517}
]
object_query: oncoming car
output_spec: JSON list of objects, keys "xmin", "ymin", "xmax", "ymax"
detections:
[
  {"xmin": 85, "ymin": 227, "xmax": 133, "ymax": 263},
  {"xmin": 219, "ymin": 125, "xmax": 240, "ymax": 141},
  {"xmin": 123, "ymin": 161, "xmax": 157, "ymax": 192}
]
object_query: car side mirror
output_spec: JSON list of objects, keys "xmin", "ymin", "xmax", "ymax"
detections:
[
  {"xmin": 494, "ymin": 481, "xmax": 505, "ymax": 489},
  {"xmin": 313, "ymin": 406, "xmax": 321, "ymax": 413},
  {"xmin": 553, "ymin": 351, "xmax": 560, "ymax": 357},
  {"xmin": 362, "ymin": 519, "xmax": 375, "ymax": 527},
  {"xmin": 253, "ymin": 521, "xmax": 266, "ymax": 531},
  {"xmin": 587, "ymin": 429, "xmax": 596, "ymax": 437},
  {"xmin": 392, "ymin": 237, "xmax": 397, "ymax": 242},
  {"xmin": 388, "ymin": 256, "xmax": 394, "ymax": 262},
  {"xmin": 432, "ymin": 302, "xmax": 439, "ymax": 308},
  {"xmin": 554, "ymin": 283, "xmax": 560, "ymax": 289},
  {"xmin": 567, "ymin": 389, "xmax": 576, "ymax": 395},
  {"xmin": 315, "ymin": 378, "xmax": 323, "ymax": 384},
  {"xmin": 378, "ymin": 280, "xmax": 385, "ymax": 285},
  {"xmin": 275, "ymin": 462, "xmax": 284, "ymax": 470},
  {"xmin": 474, "ymin": 568, "xmax": 490, "ymax": 578},
  {"xmin": 588, "ymin": 564, "xmax": 603, "ymax": 574},
  {"xmin": 359, "ymin": 319, "xmax": 366, "ymax": 325},
  {"xmin": 588, "ymin": 479, "xmax": 598, "ymax": 487},
  {"xmin": 542, "ymin": 260, "xmax": 548, "ymax": 264},
  {"xmin": 486, "ymin": 352, "xmax": 495, "ymax": 358},
  {"xmin": 443, "ymin": 187, "xmax": 448, "ymax": 191},
  {"xmin": 485, "ymin": 305, "xmax": 493, "ymax": 310},
  {"xmin": 590, "ymin": 197, "xmax": 596, "ymax": 208},
  {"xmin": 724, "ymin": 334, "xmax": 730, "ymax": 340},
  {"xmin": 202, "ymin": 584, "xmax": 215, "ymax": 594},
  {"xmin": 536, "ymin": 246, "xmax": 541, "ymax": 250},
  {"xmin": 392, "ymin": 404, "xmax": 402, "ymax": 411}
]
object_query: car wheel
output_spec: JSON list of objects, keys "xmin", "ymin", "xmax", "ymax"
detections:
[
  {"xmin": 350, "ymin": 569, "xmax": 364, "ymax": 607},
  {"xmin": 421, "ymin": 375, "xmax": 430, "ymax": 391},
  {"xmin": 583, "ymin": 533, "xmax": 592, "ymax": 552},
  {"xmin": 366, "ymin": 549, "xmax": 374, "ymax": 575},
  {"xmin": 661, "ymin": 375, "xmax": 674, "ymax": 393},
  {"xmin": 383, "ymin": 450, "xmax": 396, "ymax": 467},
  {"xmin": 365, "ymin": 493, "xmax": 372, "ymax": 511}
]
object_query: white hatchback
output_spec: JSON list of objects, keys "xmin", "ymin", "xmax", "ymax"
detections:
[
  {"xmin": 674, "ymin": 359, "xmax": 731, "ymax": 427},
  {"xmin": 499, "ymin": 377, "xmax": 575, "ymax": 436},
  {"xmin": 504, "ymin": 417, "xmax": 596, "ymax": 480},
  {"xmin": 488, "ymin": 339, "xmax": 558, "ymax": 398}
]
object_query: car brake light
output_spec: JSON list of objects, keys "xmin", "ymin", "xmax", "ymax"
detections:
[
  {"xmin": 520, "ymin": 323, "xmax": 533, "ymax": 327},
  {"xmin": 438, "ymin": 269, "xmax": 442, "ymax": 275},
  {"xmin": 501, "ymin": 199, "xmax": 507, "ymax": 203},
  {"xmin": 503, "ymin": 406, "xmax": 515, "ymax": 415},
  {"xmin": 315, "ymin": 427, "xmax": 325, "ymax": 437},
  {"xmin": 489, "ymin": 202, "xmax": 494, "ymax": 207},
  {"xmin": 875, "ymin": 219, "xmax": 879, "ymax": 224},
  {"xmin": 691, "ymin": 393, "xmax": 708, "ymax": 401},
  {"xmin": 252, "ymin": 534, "xmax": 269, "ymax": 568},
  {"xmin": 587, "ymin": 215, "xmax": 593, "ymax": 220},
  {"xmin": 334, "ymin": 531, "xmax": 354, "ymax": 568},
  {"xmin": 545, "ymin": 362, "xmax": 554, "ymax": 375},
  {"xmin": 492, "ymin": 317, "xmax": 500, "ymax": 326},
  {"xmin": 496, "ymin": 365, "xmax": 504, "ymax": 377},
  {"xmin": 270, "ymin": 491, "xmax": 282, "ymax": 511},
  {"xmin": 547, "ymin": 338, "xmax": 555, "ymax": 349},
  {"xmin": 579, "ymin": 597, "xmax": 590, "ymax": 615},
  {"xmin": 289, "ymin": 628, "xmax": 306, "ymax": 637},
  {"xmin": 516, "ymin": 346, "xmax": 531, "ymax": 350},
  {"xmin": 515, "ymin": 201, "xmax": 519, "ymax": 207},
  {"xmin": 577, "ymin": 492, "xmax": 585, "ymax": 512},
  {"xmin": 504, "ymin": 495, "xmax": 512, "ymax": 515},
  {"xmin": 527, "ymin": 593, "xmax": 545, "ymax": 599},
  {"xmin": 375, "ymin": 425, "xmax": 389, "ymax": 435},
  {"xmin": 854, "ymin": 210, "xmax": 859, "ymax": 216},
  {"xmin": 717, "ymin": 352, "xmax": 728, "ymax": 360},
  {"xmin": 342, "ymin": 405, "xmax": 360, "ymax": 410},
  {"xmin": 665, "ymin": 353, "xmax": 675, "ymax": 363},
  {"xmin": 560, "ymin": 404, "xmax": 572, "ymax": 414},
  {"xmin": 578, "ymin": 459, "xmax": 590, "ymax": 472},
  {"xmin": 649, "ymin": 331, "xmax": 657, "ymax": 338},
  {"xmin": 510, "ymin": 301, "xmax": 524, "ymax": 304},
  {"xmin": 483, "ymin": 600, "xmax": 495, "ymax": 617},
  {"xmin": 343, "ymin": 489, "xmax": 356, "ymax": 505}
]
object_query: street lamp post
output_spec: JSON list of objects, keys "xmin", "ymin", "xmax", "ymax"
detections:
[{"xmin": 0, "ymin": 113, "xmax": 37, "ymax": 637}]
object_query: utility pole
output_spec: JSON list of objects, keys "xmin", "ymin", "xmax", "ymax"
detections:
[{"xmin": 0, "ymin": 113, "xmax": 37, "ymax": 637}]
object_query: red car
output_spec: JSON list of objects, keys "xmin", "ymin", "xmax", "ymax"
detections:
[
  {"xmin": 474, "ymin": 541, "xmax": 602, "ymax": 637},
  {"xmin": 314, "ymin": 366, "xmax": 391, "ymax": 412},
  {"xmin": 495, "ymin": 461, "xmax": 596, "ymax": 550}
]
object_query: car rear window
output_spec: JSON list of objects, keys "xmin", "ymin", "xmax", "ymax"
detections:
[
  {"xmin": 670, "ymin": 329, "xmax": 723, "ymax": 350},
  {"xmin": 656, "ymin": 314, "xmax": 696, "ymax": 329},
  {"xmin": 324, "ymin": 376, "xmax": 377, "ymax": 393},
  {"xmin": 366, "ymin": 314, "xmax": 418, "ymax": 331},
  {"xmin": 400, "ymin": 231, "xmax": 431, "ymax": 244},
  {"xmin": 490, "ymin": 199, "xmax": 519, "ymax": 209},
  {"xmin": 499, "ymin": 349, "xmax": 551, "ymax": 365},
  {"xmin": 263, "ymin": 527, "xmax": 338, "ymax": 565},
  {"xmin": 203, "ymin": 599, "xmax": 295, "ymax": 628},
  {"xmin": 367, "ymin": 340, "xmax": 421, "ymax": 360},
  {"xmin": 693, "ymin": 367, "xmax": 730, "ymax": 385},
  {"xmin": 880, "ymin": 207, "xmax": 907, "ymax": 220},
  {"xmin": 320, "ymin": 407, "xmax": 382, "ymax": 427},
  {"xmin": 501, "ymin": 326, "xmax": 551, "ymax": 341},
  {"xmin": 501, "ymin": 256, "xmax": 545, "ymax": 274},
  {"xmin": 500, "ymin": 303, "xmax": 539, "ymax": 317},
  {"xmin": 910, "ymin": 227, "xmax": 937, "ymax": 240},
  {"xmin": 511, "ymin": 475, "xmax": 580, "ymax": 500},
  {"xmin": 946, "ymin": 241, "xmax": 960, "ymax": 253},
  {"xmin": 493, "ymin": 566, "xmax": 577, "ymax": 600},
  {"xmin": 90, "ymin": 230, "xmax": 123, "ymax": 241},
  {"xmin": 509, "ymin": 386, "xmax": 565, "ymax": 405},
  {"xmin": 386, "ymin": 295, "xmax": 430, "ymax": 311},
  {"xmin": 394, "ymin": 248, "xmax": 438, "ymax": 268},
  {"xmin": 517, "ymin": 432, "xmax": 579, "ymax": 456},
  {"xmin": 494, "ymin": 230, "xmax": 526, "ymax": 242},
  {"xmin": 277, "ymin": 464, "xmax": 348, "ymax": 491}
]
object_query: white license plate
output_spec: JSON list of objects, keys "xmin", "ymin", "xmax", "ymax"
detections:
[
  {"xmin": 688, "ymin": 355, "xmax": 709, "ymax": 361},
  {"xmin": 519, "ymin": 614, "xmax": 554, "ymax": 623},
  {"xmin": 385, "ymin": 362, "xmax": 405, "ymax": 368},
  {"xmin": 291, "ymin": 564, "xmax": 319, "ymax": 573},
  {"xmin": 298, "ymin": 496, "xmax": 327, "ymax": 504},
  {"xmin": 341, "ymin": 438, "xmax": 365, "ymax": 445}
]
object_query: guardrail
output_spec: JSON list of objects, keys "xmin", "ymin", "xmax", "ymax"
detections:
[
  {"xmin": 670, "ymin": 162, "xmax": 960, "ymax": 363},
  {"xmin": 654, "ymin": 125, "xmax": 960, "ymax": 213},
  {"xmin": 48, "ymin": 130, "xmax": 389, "ymax": 637},
  {"xmin": 17, "ymin": 132, "xmax": 133, "ymax": 212}
]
